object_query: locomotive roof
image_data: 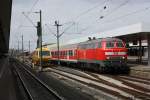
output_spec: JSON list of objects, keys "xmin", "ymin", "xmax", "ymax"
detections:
[
  {"xmin": 49, "ymin": 37, "xmax": 123, "ymax": 51},
  {"xmin": 50, "ymin": 43, "xmax": 78, "ymax": 51},
  {"xmin": 78, "ymin": 37, "xmax": 122, "ymax": 45},
  {"xmin": 35, "ymin": 47, "xmax": 49, "ymax": 51}
]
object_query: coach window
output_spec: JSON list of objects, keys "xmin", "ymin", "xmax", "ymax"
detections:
[
  {"xmin": 55, "ymin": 51, "xmax": 57, "ymax": 56},
  {"xmin": 72, "ymin": 50, "xmax": 75, "ymax": 56},
  {"xmin": 69, "ymin": 50, "xmax": 70, "ymax": 56},
  {"xmin": 64, "ymin": 51, "xmax": 65, "ymax": 55},
  {"xmin": 62, "ymin": 51, "xmax": 64, "ymax": 55},
  {"xmin": 68, "ymin": 50, "xmax": 70, "ymax": 56},
  {"xmin": 72, "ymin": 50, "xmax": 73, "ymax": 55},
  {"xmin": 71, "ymin": 50, "xmax": 73, "ymax": 56},
  {"xmin": 65, "ymin": 51, "xmax": 67, "ymax": 56},
  {"xmin": 69, "ymin": 50, "xmax": 73, "ymax": 56},
  {"xmin": 69, "ymin": 50, "xmax": 71, "ymax": 56},
  {"xmin": 61, "ymin": 51, "xmax": 63, "ymax": 56},
  {"xmin": 60, "ymin": 51, "xmax": 62, "ymax": 56},
  {"xmin": 59, "ymin": 51, "xmax": 61, "ymax": 56}
]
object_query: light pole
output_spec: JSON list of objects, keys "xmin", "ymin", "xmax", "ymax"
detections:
[
  {"xmin": 22, "ymin": 35, "xmax": 24, "ymax": 63},
  {"xmin": 35, "ymin": 10, "xmax": 43, "ymax": 69},
  {"xmin": 46, "ymin": 21, "xmax": 75, "ymax": 65},
  {"xmin": 54, "ymin": 21, "xmax": 62, "ymax": 65},
  {"xmin": 29, "ymin": 40, "xmax": 30, "ymax": 54}
]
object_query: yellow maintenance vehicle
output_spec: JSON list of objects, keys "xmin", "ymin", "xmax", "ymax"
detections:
[{"xmin": 31, "ymin": 47, "xmax": 51, "ymax": 67}]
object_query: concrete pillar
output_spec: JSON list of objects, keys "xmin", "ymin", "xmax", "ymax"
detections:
[
  {"xmin": 138, "ymin": 38, "xmax": 142, "ymax": 63},
  {"xmin": 148, "ymin": 35, "xmax": 150, "ymax": 66}
]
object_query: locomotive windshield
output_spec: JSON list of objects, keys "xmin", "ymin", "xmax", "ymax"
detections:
[
  {"xmin": 106, "ymin": 41, "xmax": 115, "ymax": 48},
  {"xmin": 116, "ymin": 41, "xmax": 124, "ymax": 47},
  {"xmin": 39, "ymin": 51, "xmax": 50, "ymax": 56},
  {"xmin": 106, "ymin": 40, "xmax": 124, "ymax": 48}
]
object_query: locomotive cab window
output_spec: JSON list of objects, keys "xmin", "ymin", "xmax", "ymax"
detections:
[
  {"xmin": 39, "ymin": 51, "xmax": 50, "ymax": 56},
  {"xmin": 106, "ymin": 41, "xmax": 114, "ymax": 48},
  {"xmin": 116, "ymin": 41, "xmax": 124, "ymax": 47}
]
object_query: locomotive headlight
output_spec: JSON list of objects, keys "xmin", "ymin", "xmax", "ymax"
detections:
[
  {"xmin": 122, "ymin": 56, "xmax": 125, "ymax": 59},
  {"xmin": 106, "ymin": 56, "xmax": 110, "ymax": 60}
]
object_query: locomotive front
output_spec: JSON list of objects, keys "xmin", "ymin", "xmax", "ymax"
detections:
[{"xmin": 102, "ymin": 38, "xmax": 129, "ymax": 73}]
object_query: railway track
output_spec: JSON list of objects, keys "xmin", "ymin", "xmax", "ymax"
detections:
[
  {"xmin": 12, "ymin": 60, "xmax": 64, "ymax": 100},
  {"xmin": 24, "ymin": 61, "xmax": 150, "ymax": 100},
  {"xmin": 43, "ymin": 66, "xmax": 150, "ymax": 100}
]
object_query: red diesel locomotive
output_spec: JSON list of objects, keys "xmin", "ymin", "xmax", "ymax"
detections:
[{"xmin": 50, "ymin": 38, "xmax": 129, "ymax": 73}]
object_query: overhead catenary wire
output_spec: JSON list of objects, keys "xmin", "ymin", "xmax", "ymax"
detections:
[
  {"xmin": 12, "ymin": 0, "xmax": 40, "ymax": 42},
  {"xmin": 59, "ymin": 22, "xmax": 76, "ymax": 36},
  {"xmin": 18, "ymin": 0, "xmax": 41, "ymax": 31},
  {"xmin": 76, "ymin": 0, "xmax": 132, "ymax": 33},
  {"xmin": 99, "ymin": 0, "xmax": 130, "ymax": 19},
  {"xmin": 45, "ymin": 24, "xmax": 57, "ymax": 37},
  {"xmin": 74, "ymin": 0, "xmax": 110, "ymax": 21},
  {"xmin": 11, "ymin": 0, "xmax": 41, "ymax": 51},
  {"xmin": 22, "ymin": 12, "xmax": 37, "ymax": 28},
  {"xmin": 45, "ymin": 0, "xmax": 111, "ymax": 38},
  {"xmin": 28, "ymin": 0, "xmax": 40, "ymax": 15},
  {"xmin": 100, "ymin": 5, "xmax": 150, "ymax": 25},
  {"xmin": 56, "ymin": 0, "xmax": 110, "ymax": 36}
]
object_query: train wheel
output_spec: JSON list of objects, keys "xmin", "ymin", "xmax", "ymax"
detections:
[
  {"xmin": 99, "ymin": 66, "xmax": 104, "ymax": 73},
  {"xmin": 93, "ymin": 64, "xmax": 98, "ymax": 72},
  {"xmin": 122, "ymin": 65, "xmax": 130, "ymax": 74}
]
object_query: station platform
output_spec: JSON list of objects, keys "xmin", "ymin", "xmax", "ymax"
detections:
[
  {"xmin": 129, "ymin": 64, "xmax": 150, "ymax": 79},
  {"xmin": 0, "ymin": 57, "xmax": 18, "ymax": 100}
]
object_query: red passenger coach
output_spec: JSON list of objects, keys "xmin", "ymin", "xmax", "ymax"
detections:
[
  {"xmin": 51, "ymin": 44, "xmax": 78, "ymax": 64},
  {"xmin": 50, "ymin": 38, "xmax": 129, "ymax": 73}
]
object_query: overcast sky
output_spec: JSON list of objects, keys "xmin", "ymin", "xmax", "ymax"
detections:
[{"xmin": 10, "ymin": 0, "xmax": 150, "ymax": 51}]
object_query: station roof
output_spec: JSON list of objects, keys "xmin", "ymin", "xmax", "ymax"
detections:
[
  {"xmin": 0, "ymin": 0, "xmax": 12, "ymax": 54},
  {"xmin": 68, "ymin": 22, "xmax": 150, "ymax": 44}
]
